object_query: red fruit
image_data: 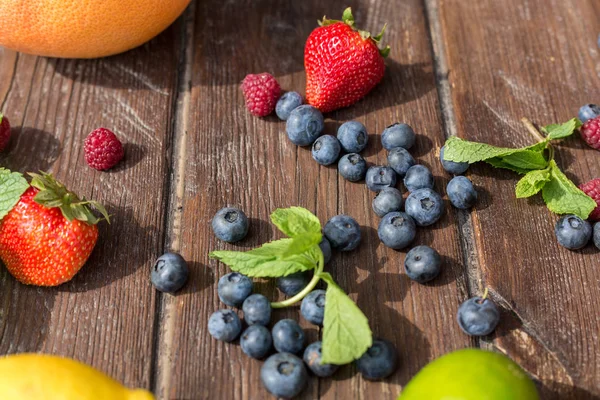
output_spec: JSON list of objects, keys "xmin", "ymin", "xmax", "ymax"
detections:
[
  {"xmin": 241, "ymin": 73, "xmax": 281, "ymax": 117},
  {"xmin": 84, "ymin": 128, "xmax": 124, "ymax": 170},
  {"xmin": 580, "ymin": 116, "xmax": 600, "ymax": 150},
  {"xmin": 0, "ymin": 172, "xmax": 109, "ymax": 286},
  {"xmin": 579, "ymin": 178, "xmax": 600, "ymax": 221},
  {"xmin": 304, "ymin": 8, "xmax": 389, "ymax": 113},
  {"xmin": 0, "ymin": 113, "xmax": 10, "ymax": 151}
]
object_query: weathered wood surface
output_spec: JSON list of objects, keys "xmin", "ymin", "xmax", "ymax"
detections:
[{"xmin": 0, "ymin": 0, "xmax": 599, "ymax": 399}]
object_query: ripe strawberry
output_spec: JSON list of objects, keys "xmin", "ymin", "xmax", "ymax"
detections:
[
  {"xmin": 0, "ymin": 172, "xmax": 109, "ymax": 286},
  {"xmin": 0, "ymin": 113, "xmax": 11, "ymax": 151},
  {"xmin": 304, "ymin": 8, "xmax": 389, "ymax": 113}
]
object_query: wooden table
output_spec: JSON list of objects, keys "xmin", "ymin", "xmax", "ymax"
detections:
[{"xmin": 0, "ymin": 0, "xmax": 598, "ymax": 398}]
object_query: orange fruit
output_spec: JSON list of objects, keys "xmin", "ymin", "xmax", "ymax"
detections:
[{"xmin": 0, "ymin": 0, "xmax": 191, "ymax": 58}]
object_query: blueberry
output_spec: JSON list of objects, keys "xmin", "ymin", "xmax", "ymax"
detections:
[
  {"xmin": 457, "ymin": 297, "xmax": 500, "ymax": 336},
  {"xmin": 312, "ymin": 135, "xmax": 341, "ymax": 165},
  {"xmin": 372, "ymin": 187, "xmax": 404, "ymax": 218},
  {"xmin": 337, "ymin": 121, "xmax": 368, "ymax": 153},
  {"xmin": 381, "ymin": 123, "xmax": 416, "ymax": 150},
  {"xmin": 338, "ymin": 153, "xmax": 367, "ymax": 182},
  {"xmin": 356, "ymin": 339, "xmax": 398, "ymax": 380},
  {"xmin": 241, "ymin": 325, "xmax": 273, "ymax": 359},
  {"xmin": 323, "ymin": 215, "xmax": 361, "ymax": 251},
  {"xmin": 217, "ymin": 272, "xmax": 253, "ymax": 307},
  {"xmin": 300, "ymin": 290, "xmax": 326, "ymax": 326},
  {"xmin": 272, "ymin": 319, "xmax": 305, "ymax": 354},
  {"xmin": 319, "ymin": 237, "xmax": 332, "ymax": 264},
  {"xmin": 286, "ymin": 105, "xmax": 324, "ymax": 146},
  {"xmin": 404, "ymin": 245, "xmax": 442, "ymax": 283},
  {"xmin": 212, "ymin": 207, "xmax": 249, "ymax": 243},
  {"xmin": 387, "ymin": 147, "xmax": 416, "ymax": 177},
  {"xmin": 242, "ymin": 294, "xmax": 271, "ymax": 326},
  {"xmin": 440, "ymin": 145, "xmax": 469, "ymax": 175},
  {"xmin": 150, "ymin": 252, "xmax": 189, "ymax": 293},
  {"xmin": 377, "ymin": 212, "xmax": 416, "ymax": 250},
  {"xmin": 260, "ymin": 353, "xmax": 308, "ymax": 399},
  {"xmin": 276, "ymin": 91, "xmax": 303, "ymax": 121},
  {"xmin": 303, "ymin": 341, "xmax": 338, "ymax": 377},
  {"xmin": 578, "ymin": 104, "xmax": 600, "ymax": 123},
  {"xmin": 594, "ymin": 222, "xmax": 600, "ymax": 250},
  {"xmin": 405, "ymin": 188, "xmax": 444, "ymax": 226},
  {"xmin": 277, "ymin": 271, "xmax": 310, "ymax": 296},
  {"xmin": 554, "ymin": 215, "xmax": 592, "ymax": 250},
  {"xmin": 403, "ymin": 165, "xmax": 434, "ymax": 192},
  {"xmin": 366, "ymin": 166, "xmax": 397, "ymax": 192},
  {"xmin": 208, "ymin": 309, "xmax": 242, "ymax": 342},
  {"xmin": 447, "ymin": 176, "xmax": 477, "ymax": 209}
]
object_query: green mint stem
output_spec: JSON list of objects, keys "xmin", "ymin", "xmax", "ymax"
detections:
[
  {"xmin": 521, "ymin": 117, "xmax": 546, "ymax": 143},
  {"xmin": 271, "ymin": 251, "xmax": 324, "ymax": 309}
]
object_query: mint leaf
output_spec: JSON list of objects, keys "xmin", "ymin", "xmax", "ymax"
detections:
[
  {"xmin": 515, "ymin": 169, "xmax": 551, "ymax": 198},
  {"xmin": 320, "ymin": 272, "xmax": 372, "ymax": 365},
  {"xmin": 0, "ymin": 168, "xmax": 29, "ymax": 220},
  {"xmin": 541, "ymin": 161, "xmax": 597, "ymax": 219},
  {"xmin": 443, "ymin": 136, "xmax": 528, "ymax": 163},
  {"xmin": 270, "ymin": 207, "xmax": 322, "ymax": 238},
  {"xmin": 485, "ymin": 158, "xmax": 536, "ymax": 174},
  {"xmin": 489, "ymin": 150, "xmax": 548, "ymax": 171},
  {"xmin": 543, "ymin": 118, "xmax": 582, "ymax": 140},
  {"xmin": 282, "ymin": 232, "xmax": 322, "ymax": 258}
]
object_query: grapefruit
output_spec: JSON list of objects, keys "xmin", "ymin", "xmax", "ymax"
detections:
[{"xmin": 0, "ymin": 0, "xmax": 191, "ymax": 58}]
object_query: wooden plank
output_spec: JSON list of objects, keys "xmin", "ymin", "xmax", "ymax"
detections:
[
  {"xmin": 437, "ymin": 0, "xmax": 600, "ymax": 397},
  {"xmin": 0, "ymin": 23, "xmax": 181, "ymax": 389},
  {"xmin": 156, "ymin": 0, "xmax": 472, "ymax": 398}
]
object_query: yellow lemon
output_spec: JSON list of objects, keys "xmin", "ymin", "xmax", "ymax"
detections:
[{"xmin": 0, "ymin": 354, "xmax": 154, "ymax": 400}]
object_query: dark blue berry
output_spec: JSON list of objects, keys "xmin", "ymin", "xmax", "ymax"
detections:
[
  {"xmin": 377, "ymin": 212, "xmax": 416, "ymax": 250},
  {"xmin": 276, "ymin": 91, "xmax": 303, "ymax": 120},
  {"xmin": 261, "ymin": 353, "xmax": 308, "ymax": 399},
  {"xmin": 241, "ymin": 325, "xmax": 273, "ymax": 359},
  {"xmin": 356, "ymin": 339, "xmax": 398, "ymax": 380},
  {"xmin": 578, "ymin": 104, "xmax": 600, "ymax": 123},
  {"xmin": 150, "ymin": 252, "xmax": 189, "ymax": 293},
  {"xmin": 594, "ymin": 222, "xmax": 600, "ymax": 250},
  {"xmin": 404, "ymin": 245, "xmax": 442, "ymax": 283},
  {"xmin": 387, "ymin": 147, "xmax": 416, "ymax": 177},
  {"xmin": 208, "ymin": 309, "xmax": 242, "ymax": 342},
  {"xmin": 381, "ymin": 123, "xmax": 416, "ymax": 150},
  {"xmin": 312, "ymin": 135, "xmax": 341, "ymax": 165},
  {"xmin": 319, "ymin": 237, "xmax": 332, "ymax": 264},
  {"xmin": 403, "ymin": 165, "xmax": 434, "ymax": 192},
  {"xmin": 440, "ymin": 145, "xmax": 469, "ymax": 175},
  {"xmin": 277, "ymin": 271, "xmax": 310, "ymax": 296},
  {"xmin": 405, "ymin": 188, "xmax": 444, "ymax": 226},
  {"xmin": 212, "ymin": 207, "xmax": 249, "ymax": 243},
  {"xmin": 366, "ymin": 166, "xmax": 397, "ymax": 192},
  {"xmin": 300, "ymin": 290, "xmax": 326, "ymax": 326},
  {"xmin": 372, "ymin": 187, "xmax": 404, "ymax": 218},
  {"xmin": 337, "ymin": 121, "xmax": 368, "ymax": 153},
  {"xmin": 338, "ymin": 153, "xmax": 367, "ymax": 182},
  {"xmin": 303, "ymin": 341, "xmax": 339, "ymax": 377},
  {"xmin": 555, "ymin": 215, "xmax": 592, "ymax": 250},
  {"xmin": 323, "ymin": 215, "xmax": 361, "ymax": 251},
  {"xmin": 217, "ymin": 272, "xmax": 253, "ymax": 307},
  {"xmin": 272, "ymin": 319, "xmax": 305, "ymax": 354},
  {"xmin": 242, "ymin": 294, "xmax": 271, "ymax": 326},
  {"xmin": 447, "ymin": 176, "xmax": 477, "ymax": 209},
  {"xmin": 286, "ymin": 105, "xmax": 324, "ymax": 146},
  {"xmin": 457, "ymin": 297, "xmax": 500, "ymax": 336}
]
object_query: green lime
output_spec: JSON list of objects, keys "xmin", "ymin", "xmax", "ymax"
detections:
[{"xmin": 399, "ymin": 348, "xmax": 539, "ymax": 400}]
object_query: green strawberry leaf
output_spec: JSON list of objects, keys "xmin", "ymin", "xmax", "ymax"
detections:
[
  {"xmin": 0, "ymin": 168, "xmax": 29, "ymax": 220},
  {"xmin": 543, "ymin": 118, "xmax": 582, "ymax": 140},
  {"xmin": 270, "ymin": 207, "xmax": 322, "ymax": 238},
  {"xmin": 541, "ymin": 160, "xmax": 596, "ymax": 219},
  {"xmin": 515, "ymin": 169, "xmax": 551, "ymax": 198},
  {"xmin": 320, "ymin": 272, "xmax": 372, "ymax": 365}
]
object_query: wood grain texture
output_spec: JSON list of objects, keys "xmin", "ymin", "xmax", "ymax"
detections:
[
  {"xmin": 0, "ymin": 25, "xmax": 180, "ymax": 388},
  {"xmin": 437, "ymin": 0, "xmax": 600, "ymax": 398}
]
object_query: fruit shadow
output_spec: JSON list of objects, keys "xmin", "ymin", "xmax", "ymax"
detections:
[
  {"xmin": 0, "ymin": 127, "xmax": 60, "ymax": 173},
  {"xmin": 105, "ymin": 143, "xmax": 148, "ymax": 173},
  {"xmin": 232, "ymin": 218, "xmax": 274, "ymax": 249},
  {"xmin": 539, "ymin": 381, "xmax": 600, "ymax": 400}
]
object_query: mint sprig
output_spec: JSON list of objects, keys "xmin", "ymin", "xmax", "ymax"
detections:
[
  {"xmin": 210, "ymin": 207, "xmax": 372, "ymax": 365},
  {"xmin": 443, "ymin": 118, "xmax": 595, "ymax": 219},
  {"xmin": 0, "ymin": 168, "xmax": 29, "ymax": 220}
]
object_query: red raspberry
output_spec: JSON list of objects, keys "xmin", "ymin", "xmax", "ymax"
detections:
[
  {"xmin": 0, "ymin": 114, "xmax": 11, "ymax": 151},
  {"xmin": 241, "ymin": 73, "xmax": 281, "ymax": 117},
  {"xmin": 84, "ymin": 128, "xmax": 124, "ymax": 171},
  {"xmin": 580, "ymin": 178, "xmax": 600, "ymax": 221},
  {"xmin": 580, "ymin": 116, "xmax": 600, "ymax": 150}
]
